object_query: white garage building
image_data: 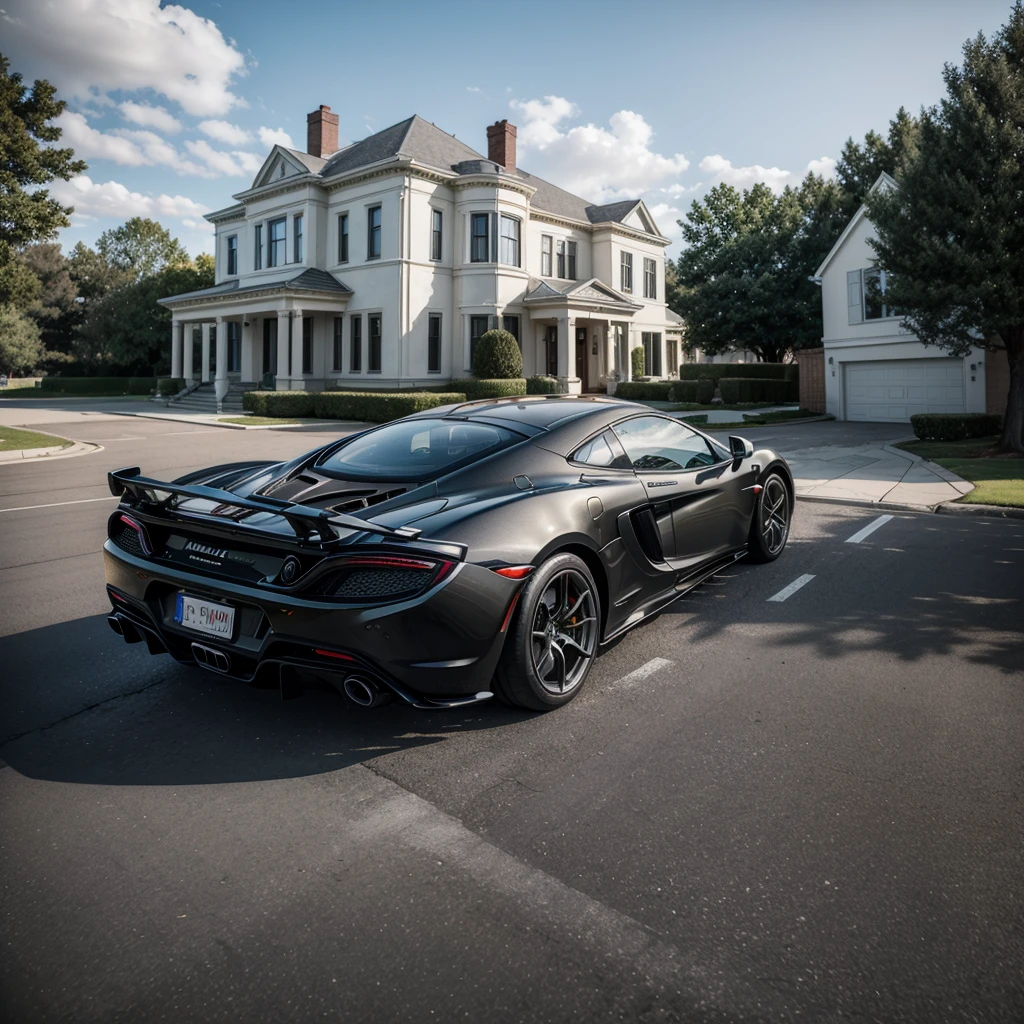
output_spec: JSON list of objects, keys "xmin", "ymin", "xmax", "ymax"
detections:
[{"xmin": 814, "ymin": 173, "xmax": 989, "ymax": 423}]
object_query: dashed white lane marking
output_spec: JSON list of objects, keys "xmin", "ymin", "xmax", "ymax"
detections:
[
  {"xmin": 0, "ymin": 495, "xmax": 118, "ymax": 513},
  {"xmin": 845, "ymin": 514, "xmax": 895, "ymax": 544},
  {"xmin": 767, "ymin": 574, "xmax": 816, "ymax": 602},
  {"xmin": 351, "ymin": 765, "xmax": 699, "ymax": 994},
  {"xmin": 615, "ymin": 657, "xmax": 674, "ymax": 687}
]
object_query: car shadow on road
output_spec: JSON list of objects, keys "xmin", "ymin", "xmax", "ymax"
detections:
[
  {"xmin": 0, "ymin": 614, "xmax": 533, "ymax": 788},
  {"xmin": 662, "ymin": 514, "xmax": 1024, "ymax": 677}
]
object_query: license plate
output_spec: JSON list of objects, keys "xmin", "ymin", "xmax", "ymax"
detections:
[{"xmin": 174, "ymin": 593, "xmax": 235, "ymax": 638}]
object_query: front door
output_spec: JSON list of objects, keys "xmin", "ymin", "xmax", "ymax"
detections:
[{"xmin": 575, "ymin": 327, "xmax": 588, "ymax": 389}]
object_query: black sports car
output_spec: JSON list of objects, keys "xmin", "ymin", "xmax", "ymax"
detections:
[{"xmin": 104, "ymin": 396, "xmax": 793, "ymax": 711}]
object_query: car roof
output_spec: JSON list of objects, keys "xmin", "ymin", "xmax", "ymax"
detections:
[{"xmin": 443, "ymin": 394, "xmax": 636, "ymax": 431}]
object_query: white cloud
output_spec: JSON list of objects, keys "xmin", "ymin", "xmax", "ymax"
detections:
[
  {"xmin": 3, "ymin": 0, "xmax": 246, "ymax": 116},
  {"xmin": 119, "ymin": 102, "xmax": 182, "ymax": 133},
  {"xmin": 199, "ymin": 119, "xmax": 253, "ymax": 145},
  {"xmin": 509, "ymin": 96, "xmax": 689, "ymax": 201},
  {"xmin": 52, "ymin": 174, "xmax": 210, "ymax": 222},
  {"xmin": 697, "ymin": 153, "xmax": 837, "ymax": 192},
  {"xmin": 57, "ymin": 111, "xmax": 152, "ymax": 166},
  {"xmin": 258, "ymin": 126, "xmax": 294, "ymax": 149},
  {"xmin": 645, "ymin": 203, "xmax": 684, "ymax": 245},
  {"xmin": 183, "ymin": 139, "xmax": 262, "ymax": 177},
  {"xmin": 466, "ymin": 86, "xmax": 481, "ymax": 94}
]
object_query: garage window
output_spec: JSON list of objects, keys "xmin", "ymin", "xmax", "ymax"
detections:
[{"xmin": 848, "ymin": 268, "xmax": 898, "ymax": 323}]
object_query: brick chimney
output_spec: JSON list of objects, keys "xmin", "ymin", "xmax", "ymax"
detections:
[
  {"xmin": 307, "ymin": 105, "xmax": 339, "ymax": 158},
  {"xmin": 487, "ymin": 119, "xmax": 517, "ymax": 174}
]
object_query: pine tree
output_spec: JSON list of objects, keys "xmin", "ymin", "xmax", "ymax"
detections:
[{"xmin": 867, "ymin": 4, "xmax": 1024, "ymax": 453}]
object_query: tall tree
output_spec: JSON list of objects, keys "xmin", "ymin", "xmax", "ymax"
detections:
[
  {"xmin": 0, "ymin": 305, "xmax": 45, "ymax": 375},
  {"xmin": 835, "ymin": 108, "xmax": 920, "ymax": 214},
  {"xmin": 19, "ymin": 243, "xmax": 78, "ymax": 353},
  {"xmin": 867, "ymin": 4, "xmax": 1024, "ymax": 453},
  {"xmin": 673, "ymin": 176, "xmax": 847, "ymax": 362},
  {"xmin": 0, "ymin": 55, "xmax": 86, "ymax": 304},
  {"xmin": 96, "ymin": 218, "xmax": 190, "ymax": 280}
]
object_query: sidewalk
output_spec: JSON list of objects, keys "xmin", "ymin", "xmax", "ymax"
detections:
[
  {"xmin": 0, "ymin": 440, "xmax": 99, "ymax": 463},
  {"xmin": 784, "ymin": 442, "xmax": 973, "ymax": 510}
]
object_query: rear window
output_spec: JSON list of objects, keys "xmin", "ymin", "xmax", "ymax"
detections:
[{"xmin": 317, "ymin": 418, "xmax": 523, "ymax": 481}]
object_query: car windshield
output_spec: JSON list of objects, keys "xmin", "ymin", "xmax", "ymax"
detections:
[{"xmin": 317, "ymin": 418, "xmax": 523, "ymax": 481}]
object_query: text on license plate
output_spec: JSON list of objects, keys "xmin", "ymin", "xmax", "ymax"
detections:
[{"xmin": 174, "ymin": 593, "xmax": 235, "ymax": 637}]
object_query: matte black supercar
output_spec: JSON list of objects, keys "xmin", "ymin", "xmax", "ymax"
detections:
[{"xmin": 103, "ymin": 396, "xmax": 793, "ymax": 710}]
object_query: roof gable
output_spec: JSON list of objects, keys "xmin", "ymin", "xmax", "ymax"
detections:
[
  {"xmin": 815, "ymin": 172, "xmax": 897, "ymax": 278},
  {"xmin": 251, "ymin": 146, "xmax": 323, "ymax": 189}
]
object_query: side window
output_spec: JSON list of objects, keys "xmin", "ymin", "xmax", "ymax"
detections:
[
  {"xmin": 572, "ymin": 430, "xmax": 631, "ymax": 469},
  {"xmin": 613, "ymin": 416, "xmax": 720, "ymax": 472}
]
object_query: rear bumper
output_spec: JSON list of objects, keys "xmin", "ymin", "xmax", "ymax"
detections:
[{"xmin": 103, "ymin": 542, "xmax": 519, "ymax": 705}]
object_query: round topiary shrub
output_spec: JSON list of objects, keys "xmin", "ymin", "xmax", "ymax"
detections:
[{"xmin": 473, "ymin": 329, "xmax": 523, "ymax": 379}]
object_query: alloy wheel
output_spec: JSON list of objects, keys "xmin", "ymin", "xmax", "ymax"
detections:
[
  {"xmin": 530, "ymin": 568, "xmax": 598, "ymax": 695},
  {"xmin": 760, "ymin": 476, "xmax": 790, "ymax": 556}
]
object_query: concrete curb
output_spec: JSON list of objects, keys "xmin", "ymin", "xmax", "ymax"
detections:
[
  {"xmin": 109, "ymin": 410, "xmax": 358, "ymax": 431},
  {"xmin": 795, "ymin": 494, "xmax": 934, "ymax": 514},
  {"xmin": 881, "ymin": 442, "xmax": 976, "ymax": 496},
  {"xmin": 936, "ymin": 501, "xmax": 1024, "ymax": 520},
  {"xmin": 0, "ymin": 439, "xmax": 102, "ymax": 464}
]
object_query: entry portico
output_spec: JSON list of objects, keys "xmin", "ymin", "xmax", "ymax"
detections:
[{"xmin": 163, "ymin": 269, "xmax": 352, "ymax": 391}]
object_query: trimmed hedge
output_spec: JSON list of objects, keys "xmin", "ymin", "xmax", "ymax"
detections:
[
  {"xmin": 472, "ymin": 330, "xmax": 523, "ymax": 378},
  {"xmin": 157, "ymin": 377, "xmax": 185, "ymax": 396},
  {"xmin": 910, "ymin": 413, "xmax": 1002, "ymax": 441},
  {"xmin": 679, "ymin": 413, "xmax": 709, "ymax": 425},
  {"xmin": 614, "ymin": 381, "xmax": 676, "ymax": 401},
  {"xmin": 668, "ymin": 380, "xmax": 715, "ymax": 404},
  {"xmin": 450, "ymin": 378, "xmax": 527, "ymax": 399},
  {"xmin": 719, "ymin": 378, "xmax": 796, "ymax": 404},
  {"xmin": 678, "ymin": 363, "xmax": 799, "ymax": 384},
  {"xmin": 526, "ymin": 375, "xmax": 560, "ymax": 394},
  {"xmin": 631, "ymin": 346, "xmax": 645, "ymax": 380},
  {"xmin": 40, "ymin": 376, "xmax": 156, "ymax": 395},
  {"xmin": 242, "ymin": 390, "xmax": 467, "ymax": 422}
]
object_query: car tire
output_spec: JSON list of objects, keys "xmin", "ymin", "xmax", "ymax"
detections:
[
  {"xmin": 494, "ymin": 552, "xmax": 601, "ymax": 711},
  {"xmin": 746, "ymin": 472, "xmax": 791, "ymax": 563}
]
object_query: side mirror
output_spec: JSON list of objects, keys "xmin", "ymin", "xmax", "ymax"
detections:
[{"xmin": 728, "ymin": 436, "xmax": 754, "ymax": 459}]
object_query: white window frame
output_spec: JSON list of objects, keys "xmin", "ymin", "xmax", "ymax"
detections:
[{"xmin": 541, "ymin": 234, "xmax": 552, "ymax": 277}]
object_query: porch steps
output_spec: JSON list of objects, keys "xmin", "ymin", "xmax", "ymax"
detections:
[{"xmin": 167, "ymin": 381, "xmax": 256, "ymax": 414}]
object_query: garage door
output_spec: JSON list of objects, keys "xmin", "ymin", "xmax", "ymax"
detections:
[{"xmin": 844, "ymin": 358, "xmax": 965, "ymax": 422}]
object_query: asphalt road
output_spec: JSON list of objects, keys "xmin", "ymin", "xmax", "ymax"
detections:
[{"xmin": 1, "ymin": 415, "xmax": 1023, "ymax": 1024}]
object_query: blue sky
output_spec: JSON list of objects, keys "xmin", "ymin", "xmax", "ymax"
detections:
[{"xmin": 5, "ymin": 0, "xmax": 1013, "ymax": 258}]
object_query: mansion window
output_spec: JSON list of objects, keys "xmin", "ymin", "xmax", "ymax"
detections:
[
  {"xmin": 567, "ymin": 241, "xmax": 577, "ymax": 280},
  {"xmin": 620, "ymin": 251, "xmax": 633, "ymax": 293},
  {"xmin": 226, "ymin": 234, "xmax": 237, "ymax": 276},
  {"xmin": 338, "ymin": 213, "xmax": 349, "ymax": 263},
  {"xmin": 848, "ymin": 267, "xmax": 897, "ymax": 322},
  {"xmin": 227, "ymin": 321, "xmax": 240, "ymax": 372},
  {"xmin": 470, "ymin": 315, "xmax": 489, "ymax": 365},
  {"xmin": 368, "ymin": 313, "xmax": 382, "ymax": 373},
  {"xmin": 268, "ymin": 217, "xmax": 286, "ymax": 268},
  {"xmin": 641, "ymin": 331, "xmax": 662, "ymax": 377},
  {"xmin": 470, "ymin": 213, "xmax": 490, "ymax": 263},
  {"xmin": 254, "ymin": 224, "xmax": 262, "ymax": 270},
  {"xmin": 502, "ymin": 315, "xmax": 520, "ymax": 344},
  {"xmin": 350, "ymin": 314, "xmax": 362, "ymax": 372},
  {"xmin": 431, "ymin": 209, "xmax": 443, "ymax": 261},
  {"xmin": 499, "ymin": 215, "xmax": 520, "ymax": 266},
  {"xmin": 332, "ymin": 317, "xmax": 343, "ymax": 372},
  {"xmin": 293, "ymin": 213, "xmax": 303, "ymax": 263},
  {"xmin": 643, "ymin": 258, "xmax": 656, "ymax": 299},
  {"xmin": 367, "ymin": 206, "xmax": 382, "ymax": 260},
  {"xmin": 556, "ymin": 239, "xmax": 565, "ymax": 278},
  {"xmin": 302, "ymin": 317, "xmax": 313, "ymax": 373},
  {"xmin": 428, "ymin": 314, "xmax": 441, "ymax": 373},
  {"xmin": 541, "ymin": 235, "xmax": 552, "ymax": 277}
]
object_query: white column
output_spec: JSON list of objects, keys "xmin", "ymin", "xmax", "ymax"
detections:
[
  {"xmin": 182, "ymin": 323, "xmax": 194, "ymax": 381},
  {"xmin": 556, "ymin": 313, "xmax": 570, "ymax": 378},
  {"xmin": 215, "ymin": 316, "xmax": 228, "ymax": 382},
  {"xmin": 240, "ymin": 317, "xmax": 254, "ymax": 382},
  {"xmin": 200, "ymin": 322, "xmax": 212, "ymax": 383},
  {"xmin": 170, "ymin": 320, "xmax": 183, "ymax": 378},
  {"xmin": 276, "ymin": 310, "xmax": 290, "ymax": 390},
  {"xmin": 291, "ymin": 311, "xmax": 304, "ymax": 389}
]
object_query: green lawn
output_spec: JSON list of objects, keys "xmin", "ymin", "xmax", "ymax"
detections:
[
  {"xmin": 896, "ymin": 435, "xmax": 1024, "ymax": 508},
  {"xmin": 0, "ymin": 426, "xmax": 72, "ymax": 452}
]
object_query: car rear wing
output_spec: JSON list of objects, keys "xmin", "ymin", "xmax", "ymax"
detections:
[{"xmin": 108, "ymin": 466, "xmax": 424, "ymax": 544}]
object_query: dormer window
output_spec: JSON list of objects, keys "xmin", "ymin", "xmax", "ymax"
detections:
[{"xmin": 268, "ymin": 217, "xmax": 286, "ymax": 268}]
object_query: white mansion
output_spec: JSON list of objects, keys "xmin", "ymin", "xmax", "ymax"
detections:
[{"xmin": 161, "ymin": 106, "xmax": 681, "ymax": 394}]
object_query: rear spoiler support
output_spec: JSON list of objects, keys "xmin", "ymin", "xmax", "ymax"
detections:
[{"xmin": 107, "ymin": 466, "xmax": 422, "ymax": 544}]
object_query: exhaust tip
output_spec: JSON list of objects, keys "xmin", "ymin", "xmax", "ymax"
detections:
[
  {"xmin": 343, "ymin": 675, "xmax": 387, "ymax": 708},
  {"xmin": 107, "ymin": 615, "xmax": 124, "ymax": 636}
]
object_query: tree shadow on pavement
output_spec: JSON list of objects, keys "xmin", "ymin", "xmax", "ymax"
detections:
[{"xmin": 0, "ymin": 614, "xmax": 532, "ymax": 788}]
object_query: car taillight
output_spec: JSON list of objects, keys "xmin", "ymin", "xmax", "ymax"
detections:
[
  {"xmin": 111, "ymin": 513, "xmax": 152, "ymax": 556},
  {"xmin": 490, "ymin": 565, "xmax": 534, "ymax": 579},
  {"xmin": 309, "ymin": 555, "xmax": 455, "ymax": 602}
]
